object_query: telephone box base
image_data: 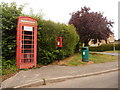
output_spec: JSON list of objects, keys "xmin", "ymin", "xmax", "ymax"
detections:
[{"xmin": 17, "ymin": 64, "xmax": 36, "ymax": 69}]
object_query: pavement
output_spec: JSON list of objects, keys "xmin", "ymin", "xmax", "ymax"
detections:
[{"xmin": 1, "ymin": 52, "xmax": 119, "ymax": 89}]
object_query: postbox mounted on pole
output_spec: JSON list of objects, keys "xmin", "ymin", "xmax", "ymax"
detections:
[
  {"xmin": 57, "ymin": 37, "xmax": 62, "ymax": 48},
  {"xmin": 16, "ymin": 16, "xmax": 38, "ymax": 69},
  {"xmin": 57, "ymin": 37, "xmax": 62, "ymax": 62}
]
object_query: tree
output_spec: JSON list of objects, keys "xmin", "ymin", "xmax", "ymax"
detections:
[{"xmin": 69, "ymin": 6, "xmax": 114, "ymax": 46}]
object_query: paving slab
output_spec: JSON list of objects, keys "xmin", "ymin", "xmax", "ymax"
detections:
[{"xmin": 1, "ymin": 61, "xmax": 118, "ymax": 88}]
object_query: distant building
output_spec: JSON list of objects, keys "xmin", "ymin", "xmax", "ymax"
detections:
[{"xmin": 89, "ymin": 34, "xmax": 115, "ymax": 46}]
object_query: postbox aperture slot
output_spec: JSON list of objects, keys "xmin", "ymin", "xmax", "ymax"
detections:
[{"xmin": 82, "ymin": 48, "xmax": 86, "ymax": 50}]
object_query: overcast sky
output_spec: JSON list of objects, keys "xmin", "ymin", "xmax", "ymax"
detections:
[{"xmin": 2, "ymin": 0, "xmax": 119, "ymax": 39}]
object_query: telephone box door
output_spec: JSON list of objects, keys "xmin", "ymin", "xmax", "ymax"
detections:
[{"xmin": 16, "ymin": 16, "xmax": 37, "ymax": 69}]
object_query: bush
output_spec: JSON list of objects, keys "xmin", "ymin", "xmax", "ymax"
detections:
[
  {"xmin": 1, "ymin": 2, "xmax": 25, "ymax": 75},
  {"xmin": 37, "ymin": 20, "xmax": 79, "ymax": 65},
  {"xmin": 89, "ymin": 43, "xmax": 120, "ymax": 52},
  {"xmin": 1, "ymin": 2, "xmax": 23, "ymax": 68}
]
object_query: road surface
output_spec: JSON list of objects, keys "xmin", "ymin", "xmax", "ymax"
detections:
[{"xmin": 30, "ymin": 71, "xmax": 118, "ymax": 88}]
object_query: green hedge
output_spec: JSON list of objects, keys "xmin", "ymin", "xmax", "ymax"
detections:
[
  {"xmin": 37, "ymin": 20, "xmax": 79, "ymax": 64},
  {"xmin": 89, "ymin": 43, "xmax": 120, "ymax": 52},
  {"xmin": 1, "ymin": 2, "xmax": 24, "ymax": 75},
  {"xmin": 1, "ymin": 2, "xmax": 23, "ymax": 68}
]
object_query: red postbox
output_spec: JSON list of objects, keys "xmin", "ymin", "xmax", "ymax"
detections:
[
  {"xmin": 57, "ymin": 37, "xmax": 62, "ymax": 47},
  {"xmin": 16, "ymin": 16, "xmax": 37, "ymax": 69}
]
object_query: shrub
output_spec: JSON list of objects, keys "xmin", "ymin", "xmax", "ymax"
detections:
[
  {"xmin": 37, "ymin": 20, "xmax": 79, "ymax": 64},
  {"xmin": 1, "ymin": 2, "xmax": 23, "ymax": 69},
  {"xmin": 89, "ymin": 43, "xmax": 120, "ymax": 52}
]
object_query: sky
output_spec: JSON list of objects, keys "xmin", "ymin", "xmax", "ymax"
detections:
[{"xmin": 2, "ymin": 0, "xmax": 119, "ymax": 40}]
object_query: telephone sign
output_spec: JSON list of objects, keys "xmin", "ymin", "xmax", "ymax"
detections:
[
  {"xmin": 16, "ymin": 16, "xmax": 38, "ymax": 69},
  {"xmin": 23, "ymin": 26, "xmax": 33, "ymax": 31}
]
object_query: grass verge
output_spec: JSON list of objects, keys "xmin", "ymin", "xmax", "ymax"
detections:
[
  {"xmin": 65, "ymin": 53, "xmax": 118, "ymax": 66},
  {"xmin": 2, "ymin": 64, "xmax": 43, "ymax": 81}
]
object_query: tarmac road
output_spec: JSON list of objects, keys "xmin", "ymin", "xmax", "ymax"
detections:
[{"xmin": 31, "ymin": 71, "xmax": 118, "ymax": 88}]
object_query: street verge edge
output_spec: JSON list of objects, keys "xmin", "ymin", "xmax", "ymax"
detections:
[{"xmin": 13, "ymin": 68, "xmax": 119, "ymax": 88}]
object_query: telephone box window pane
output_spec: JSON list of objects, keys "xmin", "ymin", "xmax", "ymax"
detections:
[
  {"xmin": 31, "ymin": 59, "xmax": 34, "ymax": 62},
  {"xmin": 22, "ymin": 40, "xmax": 33, "ymax": 44},
  {"xmin": 23, "ymin": 36, "xmax": 33, "ymax": 39},
  {"xmin": 22, "ymin": 50, "xmax": 33, "ymax": 53},
  {"xmin": 22, "ymin": 31, "xmax": 33, "ymax": 35},
  {"xmin": 22, "ymin": 59, "xmax": 33, "ymax": 63},
  {"xmin": 22, "ymin": 54, "xmax": 34, "ymax": 58},
  {"xmin": 22, "ymin": 45, "xmax": 34, "ymax": 48}
]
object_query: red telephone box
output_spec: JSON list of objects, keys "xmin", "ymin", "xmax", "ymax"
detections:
[
  {"xmin": 16, "ymin": 16, "xmax": 37, "ymax": 69},
  {"xmin": 57, "ymin": 37, "xmax": 62, "ymax": 47}
]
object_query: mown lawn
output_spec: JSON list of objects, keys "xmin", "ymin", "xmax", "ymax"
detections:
[{"xmin": 65, "ymin": 53, "xmax": 118, "ymax": 66}]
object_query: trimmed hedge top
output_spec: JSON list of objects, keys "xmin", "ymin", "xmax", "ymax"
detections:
[{"xmin": 89, "ymin": 43, "xmax": 120, "ymax": 52}]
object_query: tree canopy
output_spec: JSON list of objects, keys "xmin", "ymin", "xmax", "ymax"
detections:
[{"xmin": 69, "ymin": 6, "xmax": 114, "ymax": 46}]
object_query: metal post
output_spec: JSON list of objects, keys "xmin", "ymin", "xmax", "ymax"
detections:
[
  {"xmin": 113, "ymin": 44, "xmax": 115, "ymax": 52},
  {"xmin": 58, "ymin": 47, "xmax": 60, "ymax": 62}
]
